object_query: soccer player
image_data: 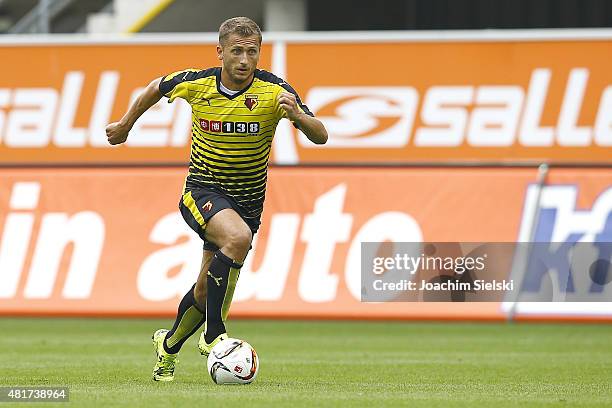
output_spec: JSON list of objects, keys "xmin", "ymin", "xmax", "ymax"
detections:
[{"xmin": 105, "ymin": 17, "xmax": 328, "ymax": 381}]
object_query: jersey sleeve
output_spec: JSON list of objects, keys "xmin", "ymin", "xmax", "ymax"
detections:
[
  {"xmin": 159, "ymin": 69, "xmax": 199, "ymax": 103},
  {"xmin": 275, "ymin": 81, "xmax": 314, "ymax": 126}
]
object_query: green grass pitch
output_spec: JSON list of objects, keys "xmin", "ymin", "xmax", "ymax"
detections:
[{"xmin": 1, "ymin": 318, "xmax": 611, "ymax": 407}]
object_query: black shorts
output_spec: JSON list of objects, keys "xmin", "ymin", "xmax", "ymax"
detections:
[{"xmin": 178, "ymin": 185, "xmax": 261, "ymax": 252}]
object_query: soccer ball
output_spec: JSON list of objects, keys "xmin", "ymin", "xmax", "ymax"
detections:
[{"xmin": 207, "ymin": 338, "xmax": 259, "ymax": 385}]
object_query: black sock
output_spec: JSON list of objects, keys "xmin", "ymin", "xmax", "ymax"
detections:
[
  {"xmin": 163, "ymin": 284, "xmax": 206, "ymax": 354},
  {"xmin": 204, "ymin": 250, "xmax": 242, "ymax": 344}
]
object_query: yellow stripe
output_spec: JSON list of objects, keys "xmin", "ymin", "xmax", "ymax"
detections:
[
  {"xmin": 124, "ymin": 0, "xmax": 175, "ymax": 34},
  {"xmin": 166, "ymin": 306, "xmax": 204, "ymax": 348},
  {"xmin": 182, "ymin": 191, "xmax": 206, "ymax": 228},
  {"xmin": 221, "ymin": 267, "xmax": 240, "ymax": 321}
]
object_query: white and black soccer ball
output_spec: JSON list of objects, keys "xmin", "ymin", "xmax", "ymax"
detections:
[{"xmin": 207, "ymin": 338, "xmax": 259, "ymax": 385}]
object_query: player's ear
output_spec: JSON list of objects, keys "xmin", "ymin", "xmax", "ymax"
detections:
[{"xmin": 216, "ymin": 44, "xmax": 223, "ymax": 61}]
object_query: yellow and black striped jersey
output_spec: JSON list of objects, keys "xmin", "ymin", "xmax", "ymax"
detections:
[{"xmin": 159, "ymin": 67, "xmax": 313, "ymax": 219}]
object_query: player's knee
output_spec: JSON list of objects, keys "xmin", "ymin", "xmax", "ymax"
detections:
[{"xmin": 223, "ymin": 227, "xmax": 252, "ymax": 259}]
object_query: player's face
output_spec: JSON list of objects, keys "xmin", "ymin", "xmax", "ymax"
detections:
[{"xmin": 217, "ymin": 34, "xmax": 260, "ymax": 88}]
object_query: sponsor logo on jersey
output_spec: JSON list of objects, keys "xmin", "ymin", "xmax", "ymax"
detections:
[
  {"xmin": 200, "ymin": 119, "xmax": 209, "ymax": 131},
  {"xmin": 199, "ymin": 119, "xmax": 259, "ymax": 135}
]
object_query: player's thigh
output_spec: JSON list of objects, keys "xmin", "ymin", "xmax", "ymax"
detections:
[
  {"xmin": 204, "ymin": 208, "xmax": 252, "ymax": 253},
  {"xmin": 194, "ymin": 250, "xmax": 214, "ymax": 306}
]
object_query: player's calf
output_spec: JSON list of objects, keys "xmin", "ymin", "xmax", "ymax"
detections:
[
  {"xmin": 164, "ymin": 284, "xmax": 206, "ymax": 354},
  {"xmin": 202, "ymin": 250, "xmax": 243, "ymax": 346}
]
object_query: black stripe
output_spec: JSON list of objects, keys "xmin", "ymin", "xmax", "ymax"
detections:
[
  {"xmin": 189, "ymin": 159, "xmax": 269, "ymax": 177},
  {"xmin": 191, "ymin": 106, "xmax": 277, "ymax": 118},
  {"xmin": 191, "ymin": 140, "xmax": 271, "ymax": 159},
  {"xmin": 192, "ymin": 142, "xmax": 271, "ymax": 159},
  {"xmin": 254, "ymin": 69, "xmax": 313, "ymax": 116},
  {"xmin": 189, "ymin": 174, "xmax": 267, "ymax": 188},
  {"xmin": 190, "ymin": 170, "xmax": 267, "ymax": 183},
  {"xmin": 194, "ymin": 135, "xmax": 272, "ymax": 153},
  {"xmin": 259, "ymin": 123, "xmax": 280, "ymax": 132},
  {"xmin": 218, "ymin": 104, "xmax": 277, "ymax": 111},
  {"xmin": 191, "ymin": 164, "xmax": 268, "ymax": 178},
  {"xmin": 236, "ymin": 197, "xmax": 265, "ymax": 206},
  {"xmin": 220, "ymin": 186, "xmax": 267, "ymax": 198},
  {"xmin": 160, "ymin": 67, "xmax": 217, "ymax": 96},
  {"xmin": 192, "ymin": 133, "xmax": 273, "ymax": 146},
  {"xmin": 194, "ymin": 135, "xmax": 273, "ymax": 145},
  {"xmin": 225, "ymin": 182, "xmax": 267, "ymax": 193},
  {"xmin": 188, "ymin": 83, "xmax": 217, "ymax": 90},
  {"xmin": 236, "ymin": 195, "xmax": 265, "ymax": 204},
  {"xmin": 192, "ymin": 149, "xmax": 270, "ymax": 167},
  {"xmin": 201, "ymin": 160, "xmax": 268, "ymax": 172},
  {"xmin": 190, "ymin": 99, "xmax": 277, "ymax": 112},
  {"xmin": 248, "ymin": 83, "xmax": 275, "ymax": 89}
]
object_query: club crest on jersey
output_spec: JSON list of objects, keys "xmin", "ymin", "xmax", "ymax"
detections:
[{"xmin": 244, "ymin": 94, "xmax": 258, "ymax": 111}]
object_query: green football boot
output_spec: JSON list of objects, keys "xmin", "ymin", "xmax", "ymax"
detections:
[
  {"xmin": 152, "ymin": 329, "xmax": 178, "ymax": 382},
  {"xmin": 198, "ymin": 330, "xmax": 228, "ymax": 357}
]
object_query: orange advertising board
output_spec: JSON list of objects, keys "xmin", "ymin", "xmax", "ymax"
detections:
[
  {"xmin": 287, "ymin": 40, "xmax": 612, "ymax": 164},
  {"xmin": 0, "ymin": 34, "xmax": 611, "ymax": 164},
  {"xmin": 0, "ymin": 166, "xmax": 610, "ymax": 320},
  {"xmin": 0, "ymin": 41, "xmax": 272, "ymax": 164}
]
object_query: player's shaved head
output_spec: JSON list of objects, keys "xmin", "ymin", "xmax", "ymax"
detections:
[{"xmin": 219, "ymin": 17, "xmax": 262, "ymax": 46}]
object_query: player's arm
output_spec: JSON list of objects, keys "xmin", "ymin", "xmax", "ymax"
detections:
[
  {"xmin": 279, "ymin": 91, "xmax": 328, "ymax": 145},
  {"xmin": 106, "ymin": 77, "xmax": 163, "ymax": 145}
]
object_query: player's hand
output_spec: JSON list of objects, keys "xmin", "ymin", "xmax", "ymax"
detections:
[
  {"xmin": 105, "ymin": 122, "xmax": 130, "ymax": 145},
  {"xmin": 278, "ymin": 91, "xmax": 302, "ymax": 122}
]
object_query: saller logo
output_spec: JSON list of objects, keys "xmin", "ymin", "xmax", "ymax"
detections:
[
  {"xmin": 244, "ymin": 95, "xmax": 258, "ymax": 111},
  {"xmin": 300, "ymin": 86, "xmax": 417, "ymax": 148},
  {"xmin": 202, "ymin": 200, "xmax": 213, "ymax": 212}
]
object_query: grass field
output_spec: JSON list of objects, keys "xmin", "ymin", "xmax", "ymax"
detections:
[{"xmin": 1, "ymin": 318, "xmax": 611, "ymax": 407}]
